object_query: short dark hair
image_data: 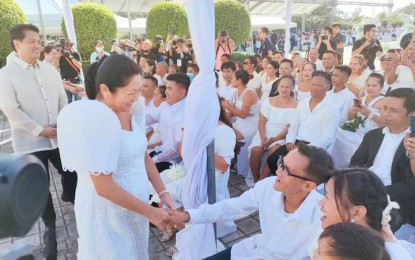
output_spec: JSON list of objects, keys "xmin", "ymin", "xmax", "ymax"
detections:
[
  {"xmin": 324, "ymin": 27, "xmax": 333, "ymax": 34},
  {"xmin": 280, "ymin": 58, "xmax": 293, "ymax": 69},
  {"xmin": 166, "ymin": 73, "xmax": 191, "ymax": 94},
  {"xmin": 387, "ymin": 88, "xmax": 415, "ymax": 113},
  {"xmin": 333, "ymin": 65, "xmax": 351, "ymax": 77},
  {"xmin": 234, "ymin": 69, "xmax": 249, "ymax": 85},
  {"xmin": 221, "ymin": 53, "xmax": 231, "ymax": 61},
  {"xmin": 326, "ymin": 168, "xmax": 388, "ymax": 231},
  {"xmin": 297, "ymin": 144, "xmax": 333, "ymax": 185},
  {"xmin": 320, "ymin": 223, "xmax": 390, "ymax": 260},
  {"xmin": 221, "ymin": 61, "xmax": 236, "ymax": 71},
  {"xmin": 268, "ymin": 60, "xmax": 280, "ymax": 77},
  {"xmin": 145, "ymin": 59, "xmax": 157, "ymax": 75},
  {"xmin": 188, "ymin": 63, "xmax": 199, "ymax": 73},
  {"xmin": 323, "ymin": 50, "xmax": 337, "ymax": 58},
  {"xmin": 9, "ymin": 24, "xmax": 40, "ymax": 51},
  {"xmin": 331, "ymin": 23, "xmax": 341, "ymax": 29},
  {"xmin": 363, "ymin": 24, "xmax": 376, "ymax": 35},
  {"xmin": 367, "ymin": 72, "xmax": 384, "ymax": 88},
  {"xmin": 95, "ymin": 40, "xmax": 103, "ymax": 46},
  {"xmin": 43, "ymin": 45, "xmax": 56, "ymax": 54},
  {"xmin": 312, "ymin": 70, "xmax": 332, "ymax": 86},
  {"xmin": 158, "ymin": 85, "xmax": 167, "ymax": 98},
  {"xmin": 143, "ymin": 75, "xmax": 158, "ymax": 87},
  {"xmin": 245, "ymin": 56, "xmax": 257, "ymax": 67},
  {"xmin": 260, "ymin": 27, "xmax": 270, "ymax": 35},
  {"xmin": 85, "ymin": 54, "xmax": 141, "ymax": 99}
]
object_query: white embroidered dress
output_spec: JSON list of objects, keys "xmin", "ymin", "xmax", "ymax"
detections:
[{"xmin": 57, "ymin": 100, "xmax": 149, "ymax": 260}]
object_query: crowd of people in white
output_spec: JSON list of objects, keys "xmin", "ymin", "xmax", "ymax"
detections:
[{"xmin": 1, "ymin": 21, "xmax": 415, "ymax": 260}]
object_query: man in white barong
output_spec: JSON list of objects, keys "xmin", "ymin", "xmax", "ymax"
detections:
[{"xmin": 166, "ymin": 144, "xmax": 334, "ymax": 260}]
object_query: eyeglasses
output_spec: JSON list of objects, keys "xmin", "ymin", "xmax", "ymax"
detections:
[{"xmin": 277, "ymin": 156, "xmax": 315, "ymax": 182}]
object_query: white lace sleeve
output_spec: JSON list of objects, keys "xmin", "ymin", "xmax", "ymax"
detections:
[{"xmin": 57, "ymin": 100, "xmax": 121, "ymax": 175}]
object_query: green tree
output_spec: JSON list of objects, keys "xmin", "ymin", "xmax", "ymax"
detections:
[
  {"xmin": 62, "ymin": 3, "xmax": 117, "ymax": 60},
  {"xmin": 0, "ymin": 0, "xmax": 27, "ymax": 67},
  {"xmin": 146, "ymin": 2, "xmax": 189, "ymax": 41},
  {"xmin": 215, "ymin": 0, "xmax": 251, "ymax": 45}
]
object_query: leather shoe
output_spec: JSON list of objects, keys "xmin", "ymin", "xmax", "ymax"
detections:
[
  {"xmin": 43, "ymin": 227, "xmax": 57, "ymax": 260},
  {"xmin": 61, "ymin": 192, "xmax": 74, "ymax": 204}
]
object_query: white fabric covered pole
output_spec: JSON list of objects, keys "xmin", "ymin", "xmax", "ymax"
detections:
[
  {"xmin": 61, "ymin": 0, "xmax": 78, "ymax": 50},
  {"xmin": 175, "ymin": 0, "xmax": 219, "ymax": 258},
  {"xmin": 284, "ymin": 0, "xmax": 292, "ymax": 57}
]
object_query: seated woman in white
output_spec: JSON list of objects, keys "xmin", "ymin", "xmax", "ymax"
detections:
[
  {"xmin": 259, "ymin": 60, "xmax": 279, "ymax": 102},
  {"xmin": 147, "ymin": 85, "xmax": 166, "ymax": 148},
  {"xmin": 320, "ymin": 168, "xmax": 412, "ymax": 260},
  {"xmin": 347, "ymin": 54, "xmax": 372, "ymax": 97},
  {"xmin": 57, "ymin": 55, "xmax": 174, "ymax": 260},
  {"xmin": 249, "ymin": 75, "xmax": 297, "ymax": 182},
  {"xmin": 295, "ymin": 62, "xmax": 315, "ymax": 101},
  {"xmin": 331, "ymin": 73, "xmax": 385, "ymax": 168}
]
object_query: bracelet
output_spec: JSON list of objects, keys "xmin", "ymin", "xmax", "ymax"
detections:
[
  {"xmin": 406, "ymin": 151, "xmax": 415, "ymax": 160},
  {"xmin": 158, "ymin": 189, "xmax": 169, "ymax": 197}
]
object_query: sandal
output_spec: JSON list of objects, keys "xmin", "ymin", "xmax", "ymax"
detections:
[
  {"xmin": 159, "ymin": 229, "xmax": 174, "ymax": 242},
  {"xmin": 165, "ymin": 246, "xmax": 178, "ymax": 257}
]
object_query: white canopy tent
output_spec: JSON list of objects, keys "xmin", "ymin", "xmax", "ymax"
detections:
[{"xmin": 251, "ymin": 15, "xmax": 297, "ymax": 30}]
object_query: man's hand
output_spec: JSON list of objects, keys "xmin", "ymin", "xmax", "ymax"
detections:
[
  {"xmin": 165, "ymin": 208, "xmax": 190, "ymax": 229},
  {"xmin": 40, "ymin": 127, "xmax": 57, "ymax": 138}
]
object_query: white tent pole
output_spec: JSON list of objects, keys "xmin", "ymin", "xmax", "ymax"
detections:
[
  {"xmin": 36, "ymin": 0, "xmax": 47, "ymax": 45},
  {"xmin": 127, "ymin": 0, "xmax": 133, "ymax": 41},
  {"xmin": 283, "ymin": 0, "xmax": 292, "ymax": 57},
  {"xmin": 61, "ymin": 0, "xmax": 78, "ymax": 50}
]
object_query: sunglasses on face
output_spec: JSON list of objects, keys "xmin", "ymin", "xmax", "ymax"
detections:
[{"xmin": 277, "ymin": 156, "xmax": 315, "ymax": 182}]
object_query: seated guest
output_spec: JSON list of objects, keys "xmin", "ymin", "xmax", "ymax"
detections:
[
  {"xmin": 166, "ymin": 145, "xmax": 334, "ymax": 260},
  {"xmin": 138, "ymin": 75, "xmax": 158, "ymax": 134},
  {"xmin": 259, "ymin": 60, "xmax": 279, "ymax": 102},
  {"xmin": 272, "ymin": 50, "xmax": 284, "ymax": 65},
  {"xmin": 320, "ymin": 168, "xmax": 412, "ymax": 259},
  {"xmin": 186, "ymin": 63, "xmax": 199, "ymax": 79},
  {"xmin": 381, "ymin": 50, "xmax": 415, "ymax": 96},
  {"xmin": 308, "ymin": 47, "xmax": 324, "ymax": 71},
  {"xmin": 401, "ymin": 40, "xmax": 415, "ymax": 81},
  {"xmin": 331, "ymin": 73, "xmax": 385, "ymax": 168},
  {"xmin": 243, "ymin": 56, "xmax": 262, "ymax": 94},
  {"xmin": 217, "ymin": 61, "xmax": 237, "ymax": 105},
  {"xmin": 350, "ymin": 88, "xmax": 415, "ymax": 231},
  {"xmin": 322, "ymin": 50, "xmax": 337, "ymax": 73},
  {"xmin": 217, "ymin": 53, "xmax": 231, "ymax": 86},
  {"xmin": 295, "ymin": 62, "xmax": 316, "ymax": 101},
  {"xmin": 155, "ymin": 61, "xmax": 168, "ymax": 86},
  {"xmin": 269, "ymin": 58, "xmax": 294, "ymax": 97},
  {"xmin": 168, "ymin": 64, "xmax": 181, "ymax": 75},
  {"xmin": 347, "ymin": 54, "xmax": 372, "ymax": 97},
  {"xmin": 147, "ymin": 85, "xmax": 167, "ymax": 148},
  {"xmin": 149, "ymin": 73, "xmax": 190, "ymax": 172},
  {"xmin": 315, "ymin": 223, "xmax": 390, "ymax": 260},
  {"xmin": 249, "ymin": 76, "xmax": 297, "ymax": 182},
  {"xmin": 327, "ymin": 65, "xmax": 356, "ymax": 126},
  {"xmin": 264, "ymin": 71, "xmax": 339, "ymax": 176},
  {"xmin": 259, "ymin": 57, "xmax": 271, "ymax": 81},
  {"xmin": 143, "ymin": 59, "xmax": 156, "ymax": 76}
]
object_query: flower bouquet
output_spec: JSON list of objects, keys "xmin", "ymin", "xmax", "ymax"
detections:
[{"xmin": 341, "ymin": 116, "xmax": 368, "ymax": 133}]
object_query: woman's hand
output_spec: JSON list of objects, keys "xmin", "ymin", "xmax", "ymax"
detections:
[
  {"xmin": 165, "ymin": 208, "xmax": 189, "ymax": 228},
  {"xmin": 261, "ymin": 135, "xmax": 268, "ymax": 147},
  {"xmin": 147, "ymin": 207, "xmax": 170, "ymax": 230},
  {"xmin": 358, "ymin": 106, "xmax": 371, "ymax": 117},
  {"xmin": 159, "ymin": 192, "xmax": 175, "ymax": 210},
  {"xmin": 220, "ymin": 100, "xmax": 231, "ymax": 110}
]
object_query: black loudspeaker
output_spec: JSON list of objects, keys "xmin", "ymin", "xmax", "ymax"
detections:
[{"xmin": 0, "ymin": 154, "xmax": 49, "ymax": 239}]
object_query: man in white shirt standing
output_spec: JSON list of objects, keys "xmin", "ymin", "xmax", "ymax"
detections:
[
  {"xmin": 265, "ymin": 71, "xmax": 339, "ymax": 176},
  {"xmin": 243, "ymin": 56, "xmax": 262, "ymax": 94},
  {"xmin": 327, "ymin": 65, "xmax": 355, "ymax": 125},
  {"xmin": 166, "ymin": 144, "xmax": 334, "ymax": 259},
  {"xmin": 149, "ymin": 73, "xmax": 190, "ymax": 172},
  {"xmin": 0, "ymin": 24, "xmax": 77, "ymax": 260},
  {"xmin": 217, "ymin": 61, "xmax": 237, "ymax": 105},
  {"xmin": 351, "ymin": 88, "xmax": 415, "ymax": 234}
]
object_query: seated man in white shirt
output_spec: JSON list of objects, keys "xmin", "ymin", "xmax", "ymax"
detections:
[
  {"xmin": 139, "ymin": 75, "xmax": 158, "ymax": 135},
  {"xmin": 155, "ymin": 61, "xmax": 168, "ymax": 86},
  {"xmin": 148, "ymin": 73, "xmax": 190, "ymax": 172},
  {"xmin": 322, "ymin": 50, "xmax": 337, "ymax": 73},
  {"xmin": 350, "ymin": 88, "xmax": 415, "ymax": 236},
  {"xmin": 269, "ymin": 58, "xmax": 294, "ymax": 97},
  {"xmin": 309, "ymin": 47, "xmax": 324, "ymax": 71},
  {"xmin": 264, "ymin": 71, "xmax": 339, "ymax": 177},
  {"xmin": 381, "ymin": 50, "xmax": 415, "ymax": 95},
  {"xmin": 217, "ymin": 61, "xmax": 237, "ymax": 105},
  {"xmin": 166, "ymin": 144, "xmax": 334, "ymax": 260},
  {"xmin": 244, "ymin": 56, "xmax": 262, "ymax": 94},
  {"xmin": 327, "ymin": 65, "xmax": 355, "ymax": 125}
]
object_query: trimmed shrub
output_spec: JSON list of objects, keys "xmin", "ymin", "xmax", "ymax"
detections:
[
  {"xmin": 231, "ymin": 51, "xmax": 249, "ymax": 64},
  {"xmin": 146, "ymin": 2, "xmax": 189, "ymax": 41},
  {"xmin": 215, "ymin": 0, "xmax": 251, "ymax": 45},
  {"xmin": 62, "ymin": 3, "xmax": 117, "ymax": 60},
  {"xmin": 0, "ymin": 0, "xmax": 27, "ymax": 67}
]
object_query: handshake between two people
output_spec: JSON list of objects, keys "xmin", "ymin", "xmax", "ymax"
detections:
[{"xmin": 149, "ymin": 205, "xmax": 191, "ymax": 232}]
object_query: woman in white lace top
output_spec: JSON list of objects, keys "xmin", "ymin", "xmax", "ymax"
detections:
[{"xmin": 57, "ymin": 54, "xmax": 173, "ymax": 260}]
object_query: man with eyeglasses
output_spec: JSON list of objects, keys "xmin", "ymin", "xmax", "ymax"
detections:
[
  {"xmin": 352, "ymin": 24, "xmax": 383, "ymax": 70},
  {"xmin": 165, "ymin": 144, "xmax": 333, "ymax": 260},
  {"xmin": 243, "ymin": 56, "xmax": 262, "ymax": 94},
  {"xmin": 380, "ymin": 49, "xmax": 415, "ymax": 96}
]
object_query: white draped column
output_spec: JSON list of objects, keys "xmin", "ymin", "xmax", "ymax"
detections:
[
  {"xmin": 61, "ymin": 0, "xmax": 78, "ymax": 50},
  {"xmin": 175, "ymin": 0, "xmax": 219, "ymax": 259},
  {"xmin": 284, "ymin": 0, "xmax": 293, "ymax": 57}
]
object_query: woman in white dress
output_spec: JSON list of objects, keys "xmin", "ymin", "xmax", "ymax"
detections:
[
  {"xmin": 249, "ymin": 75, "xmax": 297, "ymax": 182},
  {"xmin": 259, "ymin": 60, "xmax": 279, "ymax": 102},
  {"xmin": 57, "ymin": 54, "xmax": 174, "ymax": 260},
  {"xmin": 347, "ymin": 54, "xmax": 372, "ymax": 97},
  {"xmin": 331, "ymin": 73, "xmax": 385, "ymax": 168},
  {"xmin": 295, "ymin": 62, "xmax": 315, "ymax": 101},
  {"xmin": 319, "ymin": 168, "xmax": 412, "ymax": 259},
  {"xmin": 259, "ymin": 57, "xmax": 271, "ymax": 81}
]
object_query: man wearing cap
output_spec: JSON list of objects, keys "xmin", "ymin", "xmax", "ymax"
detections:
[{"xmin": 59, "ymin": 40, "xmax": 82, "ymax": 103}]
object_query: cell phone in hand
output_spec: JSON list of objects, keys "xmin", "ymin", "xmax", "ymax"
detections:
[{"xmin": 411, "ymin": 115, "xmax": 415, "ymax": 138}]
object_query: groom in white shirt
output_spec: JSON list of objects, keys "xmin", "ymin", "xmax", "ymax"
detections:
[{"xmin": 166, "ymin": 144, "xmax": 333, "ymax": 259}]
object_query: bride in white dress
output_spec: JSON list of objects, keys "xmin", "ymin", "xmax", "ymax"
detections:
[{"xmin": 57, "ymin": 55, "xmax": 174, "ymax": 260}]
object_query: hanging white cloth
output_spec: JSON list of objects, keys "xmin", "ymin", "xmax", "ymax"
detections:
[
  {"xmin": 61, "ymin": 0, "xmax": 78, "ymax": 50},
  {"xmin": 175, "ymin": 0, "xmax": 219, "ymax": 259}
]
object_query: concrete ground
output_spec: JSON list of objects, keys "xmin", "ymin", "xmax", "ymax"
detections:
[{"xmin": 0, "ymin": 111, "xmax": 260, "ymax": 259}]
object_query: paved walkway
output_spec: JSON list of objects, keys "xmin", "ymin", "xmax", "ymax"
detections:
[{"xmin": 0, "ymin": 111, "xmax": 259, "ymax": 259}]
